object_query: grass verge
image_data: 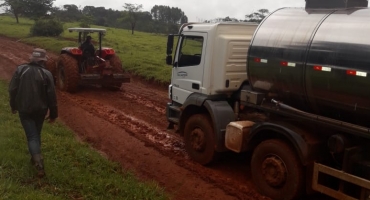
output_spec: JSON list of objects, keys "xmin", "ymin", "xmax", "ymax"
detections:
[
  {"xmin": 0, "ymin": 16, "xmax": 172, "ymax": 84},
  {"xmin": 0, "ymin": 79, "xmax": 169, "ymax": 200}
]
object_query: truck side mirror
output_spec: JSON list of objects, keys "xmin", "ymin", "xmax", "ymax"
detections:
[
  {"xmin": 167, "ymin": 34, "xmax": 174, "ymax": 55},
  {"xmin": 166, "ymin": 55, "xmax": 173, "ymax": 65},
  {"xmin": 166, "ymin": 34, "xmax": 175, "ymax": 66}
]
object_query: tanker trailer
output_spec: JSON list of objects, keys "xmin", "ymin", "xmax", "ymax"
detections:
[
  {"xmin": 245, "ymin": 5, "xmax": 370, "ymax": 200},
  {"xmin": 165, "ymin": 0, "xmax": 370, "ymax": 199}
]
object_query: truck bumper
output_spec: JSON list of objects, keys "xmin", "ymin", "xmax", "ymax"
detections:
[{"xmin": 166, "ymin": 102, "xmax": 181, "ymax": 128}]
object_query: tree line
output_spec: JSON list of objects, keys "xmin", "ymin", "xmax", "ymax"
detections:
[{"xmin": 0, "ymin": 0, "xmax": 269, "ymax": 35}]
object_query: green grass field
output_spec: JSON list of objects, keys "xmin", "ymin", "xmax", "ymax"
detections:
[
  {"xmin": 0, "ymin": 16, "xmax": 173, "ymax": 84},
  {"xmin": 0, "ymin": 79, "xmax": 168, "ymax": 200}
]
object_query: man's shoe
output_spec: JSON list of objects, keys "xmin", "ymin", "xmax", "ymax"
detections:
[
  {"xmin": 32, "ymin": 154, "xmax": 45, "ymax": 178},
  {"xmin": 30, "ymin": 157, "xmax": 35, "ymax": 165},
  {"xmin": 36, "ymin": 165, "xmax": 45, "ymax": 178}
]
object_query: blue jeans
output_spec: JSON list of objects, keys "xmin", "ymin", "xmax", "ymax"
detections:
[{"xmin": 19, "ymin": 110, "xmax": 47, "ymax": 156}]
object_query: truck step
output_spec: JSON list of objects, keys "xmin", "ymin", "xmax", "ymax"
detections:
[
  {"xmin": 168, "ymin": 117, "xmax": 179, "ymax": 124},
  {"xmin": 169, "ymin": 105, "xmax": 181, "ymax": 112}
]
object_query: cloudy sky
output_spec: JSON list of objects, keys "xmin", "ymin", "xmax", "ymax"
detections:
[{"xmin": 54, "ymin": 0, "xmax": 305, "ymax": 21}]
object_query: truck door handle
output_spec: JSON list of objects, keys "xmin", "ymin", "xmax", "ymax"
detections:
[{"xmin": 192, "ymin": 83, "xmax": 200, "ymax": 90}]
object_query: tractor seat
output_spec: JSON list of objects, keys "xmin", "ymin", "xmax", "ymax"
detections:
[{"xmin": 82, "ymin": 49, "xmax": 94, "ymax": 58}]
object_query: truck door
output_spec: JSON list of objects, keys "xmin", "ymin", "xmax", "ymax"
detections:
[{"xmin": 171, "ymin": 33, "xmax": 207, "ymax": 104}]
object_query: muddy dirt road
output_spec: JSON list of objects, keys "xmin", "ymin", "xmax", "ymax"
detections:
[{"xmin": 0, "ymin": 36, "xmax": 328, "ymax": 200}]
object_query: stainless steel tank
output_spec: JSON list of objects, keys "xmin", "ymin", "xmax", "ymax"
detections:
[{"xmin": 247, "ymin": 7, "xmax": 370, "ymax": 127}]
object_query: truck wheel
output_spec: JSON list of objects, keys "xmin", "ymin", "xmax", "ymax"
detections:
[
  {"xmin": 104, "ymin": 55, "xmax": 123, "ymax": 90},
  {"xmin": 251, "ymin": 139, "xmax": 305, "ymax": 200},
  {"xmin": 57, "ymin": 54, "xmax": 79, "ymax": 93},
  {"xmin": 184, "ymin": 114, "xmax": 216, "ymax": 165},
  {"xmin": 45, "ymin": 57, "xmax": 56, "ymax": 84}
]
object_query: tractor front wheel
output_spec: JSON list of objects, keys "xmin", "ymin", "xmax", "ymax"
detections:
[{"xmin": 57, "ymin": 54, "xmax": 79, "ymax": 93}]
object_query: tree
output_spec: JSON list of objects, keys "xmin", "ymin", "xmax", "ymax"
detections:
[
  {"xmin": 150, "ymin": 5, "xmax": 187, "ymax": 24},
  {"xmin": 0, "ymin": 0, "xmax": 54, "ymax": 23},
  {"xmin": 0, "ymin": 0, "xmax": 24, "ymax": 23},
  {"xmin": 122, "ymin": 3, "xmax": 142, "ymax": 35},
  {"xmin": 245, "ymin": 9, "xmax": 269, "ymax": 23},
  {"xmin": 61, "ymin": 4, "xmax": 82, "ymax": 22}
]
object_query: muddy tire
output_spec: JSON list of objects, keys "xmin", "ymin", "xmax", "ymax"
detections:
[
  {"xmin": 251, "ymin": 139, "xmax": 305, "ymax": 200},
  {"xmin": 103, "ymin": 55, "xmax": 123, "ymax": 90},
  {"xmin": 45, "ymin": 57, "xmax": 57, "ymax": 84},
  {"xmin": 109, "ymin": 55, "xmax": 124, "ymax": 73},
  {"xmin": 57, "ymin": 54, "xmax": 79, "ymax": 93},
  {"xmin": 184, "ymin": 114, "xmax": 216, "ymax": 165}
]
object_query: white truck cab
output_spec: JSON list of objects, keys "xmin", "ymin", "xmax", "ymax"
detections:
[{"xmin": 167, "ymin": 23, "xmax": 258, "ymax": 105}]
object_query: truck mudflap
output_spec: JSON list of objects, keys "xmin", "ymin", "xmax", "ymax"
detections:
[{"xmin": 312, "ymin": 162, "xmax": 370, "ymax": 200}]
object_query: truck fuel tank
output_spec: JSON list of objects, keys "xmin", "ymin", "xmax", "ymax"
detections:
[{"xmin": 225, "ymin": 121, "xmax": 255, "ymax": 153}]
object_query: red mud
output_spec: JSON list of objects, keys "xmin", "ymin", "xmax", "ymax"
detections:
[{"xmin": 0, "ymin": 36, "xmax": 327, "ymax": 200}]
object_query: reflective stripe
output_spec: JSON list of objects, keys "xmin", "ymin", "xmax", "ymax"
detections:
[
  {"xmin": 254, "ymin": 58, "xmax": 268, "ymax": 63},
  {"xmin": 347, "ymin": 70, "xmax": 367, "ymax": 77},
  {"xmin": 356, "ymin": 71, "xmax": 367, "ymax": 77},
  {"xmin": 261, "ymin": 59, "xmax": 268, "ymax": 63},
  {"xmin": 314, "ymin": 66, "xmax": 331, "ymax": 72},
  {"xmin": 280, "ymin": 61, "xmax": 296, "ymax": 67}
]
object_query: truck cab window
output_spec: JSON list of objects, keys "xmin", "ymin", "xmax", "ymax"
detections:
[{"xmin": 178, "ymin": 36, "xmax": 203, "ymax": 67}]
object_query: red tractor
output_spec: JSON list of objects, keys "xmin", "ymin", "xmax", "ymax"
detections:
[{"xmin": 55, "ymin": 28, "xmax": 130, "ymax": 92}]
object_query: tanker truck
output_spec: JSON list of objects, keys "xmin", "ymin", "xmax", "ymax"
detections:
[{"xmin": 165, "ymin": 0, "xmax": 370, "ymax": 199}]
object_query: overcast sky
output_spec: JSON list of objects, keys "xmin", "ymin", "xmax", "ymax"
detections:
[{"xmin": 54, "ymin": 0, "xmax": 305, "ymax": 21}]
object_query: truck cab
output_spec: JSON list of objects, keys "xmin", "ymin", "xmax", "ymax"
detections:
[{"xmin": 167, "ymin": 23, "xmax": 257, "ymax": 105}]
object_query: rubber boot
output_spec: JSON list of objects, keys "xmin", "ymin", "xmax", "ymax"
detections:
[{"xmin": 31, "ymin": 154, "xmax": 45, "ymax": 178}]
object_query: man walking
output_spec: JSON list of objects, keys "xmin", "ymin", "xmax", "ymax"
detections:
[{"xmin": 8, "ymin": 48, "xmax": 58, "ymax": 178}]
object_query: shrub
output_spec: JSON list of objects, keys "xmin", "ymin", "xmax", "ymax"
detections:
[{"xmin": 30, "ymin": 18, "xmax": 64, "ymax": 37}]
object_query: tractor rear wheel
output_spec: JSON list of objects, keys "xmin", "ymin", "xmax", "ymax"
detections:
[
  {"xmin": 45, "ymin": 57, "xmax": 56, "ymax": 84},
  {"xmin": 104, "ymin": 55, "xmax": 123, "ymax": 90},
  {"xmin": 57, "ymin": 54, "xmax": 79, "ymax": 93}
]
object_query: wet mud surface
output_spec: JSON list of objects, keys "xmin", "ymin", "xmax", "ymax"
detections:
[{"xmin": 0, "ymin": 36, "xmax": 328, "ymax": 200}]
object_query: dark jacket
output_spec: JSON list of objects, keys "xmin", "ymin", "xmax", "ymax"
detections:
[
  {"xmin": 80, "ymin": 41, "xmax": 95, "ymax": 57},
  {"xmin": 8, "ymin": 62, "xmax": 58, "ymax": 119}
]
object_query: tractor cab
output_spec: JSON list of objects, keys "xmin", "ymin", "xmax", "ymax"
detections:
[
  {"xmin": 55, "ymin": 28, "xmax": 130, "ymax": 92},
  {"xmin": 69, "ymin": 28, "xmax": 106, "ymax": 59}
]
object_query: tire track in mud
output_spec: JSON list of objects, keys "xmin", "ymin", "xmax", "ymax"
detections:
[
  {"xmin": 121, "ymin": 92, "xmax": 166, "ymax": 114},
  {"xmin": 0, "ymin": 36, "xmax": 270, "ymax": 200},
  {"xmin": 58, "ymin": 91, "xmax": 266, "ymax": 200},
  {"xmin": 59, "ymin": 91, "xmax": 184, "ymax": 154}
]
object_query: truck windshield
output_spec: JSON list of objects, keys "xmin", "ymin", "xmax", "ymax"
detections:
[{"xmin": 178, "ymin": 36, "xmax": 203, "ymax": 67}]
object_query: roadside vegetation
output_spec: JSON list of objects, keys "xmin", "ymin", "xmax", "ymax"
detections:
[
  {"xmin": 0, "ymin": 15, "xmax": 172, "ymax": 84},
  {"xmin": 0, "ymin": 79, "xmax": 168, "ymax": 200}
]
